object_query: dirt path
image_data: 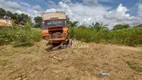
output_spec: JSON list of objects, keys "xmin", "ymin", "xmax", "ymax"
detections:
[{"xmin": 0, "ymin": 40, "xmax": 142, "ymax": 80}]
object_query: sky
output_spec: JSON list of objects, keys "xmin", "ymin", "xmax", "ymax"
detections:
[{"xmin": 0, "ymin": 0, "xmax": 142, "ymax": 29}]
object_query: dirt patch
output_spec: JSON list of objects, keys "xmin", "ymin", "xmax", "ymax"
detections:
[{"xmin": 0, "ymin": 40, "xmax": 142, "ymax": 80}]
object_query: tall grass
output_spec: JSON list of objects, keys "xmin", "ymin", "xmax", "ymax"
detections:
[
  {"xmin": 0, "ymin": 24, "xmax": 42, "ymax": 47},
  {"xmin": 0, "ymin": 24, "xmax": 142, "ymax": 47},
  {"xmin": 69, "ymin": 27, "xmax": 142, "ymax": 46}
]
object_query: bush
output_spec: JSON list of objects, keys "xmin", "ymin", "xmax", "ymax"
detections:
[
  {"xmin": 69, "ymin": 27, "xmax": 142, "ymax": 46},
  {"xmin": 0, "ymin": 25, "xmax": 42, "ymax": 47}
]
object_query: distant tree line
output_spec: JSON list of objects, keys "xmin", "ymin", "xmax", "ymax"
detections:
[
  {"xmin": 0, "ymin": 8, "xmax": 42, "ymax": 28},
  {"xmin": 0, "ymin": 8, "xmax": 31, "ymax": 25},
  {"xmin": 67, "ymin": 20, "xmax": 142, "ymax": 30}
]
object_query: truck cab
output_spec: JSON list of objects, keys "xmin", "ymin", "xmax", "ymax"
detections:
[{"xmin": 42, "ymin": 11, "xmax": 69, "ymax": 44}]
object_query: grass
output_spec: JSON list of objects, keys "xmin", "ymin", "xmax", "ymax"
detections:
[
  {"xmin": 0, "ymin": 24, "xmax": 142, "ymax": 47},
  {"xmin": 0, "ymin": 23, "xmax": 42, "ymax": 47},
  {"xmin": 0, "ymin": 60, "xmax": 9, "ymax": 66},
  {"xmin": 69, "ymin": 27, "xmax": 142, "ymax": 46},
  {"xmin": 127, "ymin": 61, "xmax": 142, "ymax": 72},
  {"xmin": 65, "ymin": 77, "xmax": 72, "ymax": 80}
]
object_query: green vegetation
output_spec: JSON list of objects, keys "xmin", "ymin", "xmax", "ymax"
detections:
[
  {"xmin": 0, "ymin": 23, "xmax": 42, "ymax": 47},
  {"xmin": 0, "ymin": 8, "xmax": 42, "ymax": 47},
  {"xmin": 0, "ymin": 8, "xmax": 41, "ymax": 27},
  {"xmin": 0, "ymin": 60, "xmax": 9, "ymax": 66},
  {"xmin": 127, "ymin": 61, "xmax": 142, "ymax": 72},
  {"xmin": 1, "ymin": 8, "xmax": 142, "ymax": 47},
  {"xmin": 0, "ymin": 8, "xmax": 32, "ymax": 26},
  {"xmin": 69, "ymin": 22, "xmax": 142, "ymax": 46},
  {"xmin": 34, "ymin": 16, "xmax": 42, "ymax": 28},
  {"xmin": 113, "ymin": 24, "xmax": 130, "ymax": 30}
]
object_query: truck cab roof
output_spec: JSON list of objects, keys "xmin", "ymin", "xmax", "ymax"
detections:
[{"xmin": 42, "ymin": 12, "xmax": 66, "ymax": 21}]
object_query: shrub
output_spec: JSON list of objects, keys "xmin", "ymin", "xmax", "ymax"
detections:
[
  {"xmin": 69, "ymin": 27, "xmax": 142, "ymax": 46},
  {"xmin": 0, "ymin": 25, "xmax": 42, "ymax": 47}
]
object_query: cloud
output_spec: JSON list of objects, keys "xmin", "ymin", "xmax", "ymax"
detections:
[
  {"xmin": 0, "ymin": 0, "xmax": 21, "ymax": 11},
  {"xmin": 83, "ymin": 0, "xmax": 98, "ymax": 5},
  {"xmin": 62, "ymin": 0, "xmax": 71, "ymax": 3},
  {"xmin": 1, "ymin": 0, "xmax": 141, "ymax": 27},
  {"xmin": 138, "ymin": 4, "xmax": 142, "ymax": 17},
  {"xmin": 104, "ymin": 4, "xmax": 142, "ymax": 27},
  {"xmin": 20, "ymin": 2, "xmax": 30, "ymax": 7},
  {"xmin": 0, "ymin": 0, "xmax": 42, "ymax": 23},
  {"xmin": 45, "ymin": 1, "xmax": 142, "ymax": 29},
  {"xmin": 46, "ymin": 9, "xmax": 58, "ymax": 12},
  {"xmin": 0, "ymin": 0, "xmax": 22, "ymax": 14},
  {"xmin": 16, "ymin": 10, "xmax": 28, "ymax": 15},
  {"xmin": 104, "ymin": 4, "xmax": 131, "ymax": 21},
  {"xmin": 7, "ymin": 1, "xmax": 21, "ymax": 10},
  {"xmin": 46, "ymin": 1, "xmax": 110, "ymax": 25},
  {"xmin": 0, "ymin": 0, "xmax": 31, "ymax": 16},
  {"xmin": 32, "ymin": 5, "xmax": 42, "ymax": 11},
  {"xmin": 98, "ymin": 0, "xmax": 113, "ymax": 2}
]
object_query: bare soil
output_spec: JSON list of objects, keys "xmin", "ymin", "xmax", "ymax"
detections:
[{"xmin": 0, "ymin": 40, "xmax": 142, "ymax": 80}]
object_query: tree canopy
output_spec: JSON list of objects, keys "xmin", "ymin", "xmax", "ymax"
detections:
[
  {"xmin": 113, "ymin": 24, "xmax": 130, "ymax": 30},
  {"xmin": 34, "ymin": 16, "xmax": 42, "ymax": 28},
  {"xmin": 0, "ymin": 8, "xmax": 32, "ymax": 25},
  {"xmin": 0, "ymin": 8, "xmax": 6, "ymax": 18},
  {"xmin": 89, "ymin": 22, "xmax": 108, "ymax": 31}
]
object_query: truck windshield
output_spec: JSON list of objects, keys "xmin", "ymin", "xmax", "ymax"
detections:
[{"xmin": 43, "ymin": 20, "xmax": 65, "ymax": 29}]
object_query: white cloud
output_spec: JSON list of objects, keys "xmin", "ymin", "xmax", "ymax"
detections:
[
  {"xmin": 0, "ymin": 0, "xmax": 21, "ymax": 12},
  {"xmin": 83, "ymin": 0, "xmax": 98, "ymax": 5},
  {"xmin": 138, "ymin": 4, "xmax": 142, "ymax": 17},
  {"xmin": 0, "ymin": 0, "xmax": 42, "ymax": 23},
  {"xmin": 46, "ymin": 1, "xmax": 110, "ymax": 26},
  {"xmin": 16, "ymin": 10, "xmax": 24, "ymax": 14},
  {"xmin": 45, "ymin": 1, "xmax": 142, "ymax": 29},
  {"xmin": 98, "ymin": 0, "xmax": 113, "ymax": 2},
  {"xmin": 15, "ymin": 10, "xmax": 28, "ymax": 15},
  {"xmin": 1, "ymin": 0, "xmax": 141, "ymax": 27},
  {"xmin": 58, "ymin": 2, "xmax": 73, "ymax": 17},
  {"xmin": 46, "ymin": 9, "xmax": 58, "ymax": 12},
  {"xmin": 104, "ymin": 4, "xmax": 131, "ymax": 21},
  {"xmin": 62, "ymin": 0, "xmax": 71, "ymax": 3},
  {"xmin": 20, "ymin": 2, "xmax": 30, "ymax": 7},
  {"xmin": 104, "ymin": 4, "xmax": 142, "ymax": 28},
  {"xmin": 6, "ymin": 1, "xmax": 21, "ymax": 10},
  {"xmin": 32, "ymin": 5, "xmax": 42, "ymax": 11}
]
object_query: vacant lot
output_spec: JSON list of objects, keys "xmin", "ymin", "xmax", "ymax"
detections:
[{"xmin": 0, "ymin": 40, "xmax": 142, "ymax": 80}]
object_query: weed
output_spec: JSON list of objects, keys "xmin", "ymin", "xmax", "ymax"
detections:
[
  {"xmin": 69, "ymin": 27, "xmax": 142, "ymax": 46},
  {"xmin": 127, "ymin": 61, "xmax": 142, "ymax": 72},
  {"xmin": 0, "ymin": 24, "xmax": 42, "ymax": 47}
]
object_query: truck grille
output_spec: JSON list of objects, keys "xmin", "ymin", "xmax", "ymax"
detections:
[{"xmin": 51, "ymin": 32, "xmax": 62, "ymax": 38}]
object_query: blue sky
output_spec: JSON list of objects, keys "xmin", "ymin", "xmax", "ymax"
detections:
[
  {"xmin": 1, "ymin": 0, "xmax": 141, "ymax": 15},
  {"xmin": 5, "ymin": 0, "xmax": 141, "ymax": 15},
  {"xmin": 0, "ymin": 0, "xmax": 142, "ymax": 28}
]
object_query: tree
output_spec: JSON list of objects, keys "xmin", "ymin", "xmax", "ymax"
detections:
[
  {"xmin": 89, "ymin": 22, "xmax": 108, "ymax": 31},
  {"xmin": 0, "ymin": 8, "xmax": 33, "ymax": 26},
  {"xmin": 14, "ymin": 13, "xmax": 31, "ymax": 25},
  {"xmin": 135, "ymin": 24, "xmax": 142, "ymax": 28},
  {"xmin": 67, "ymin": 20, "xmax": 79, "ymax": 27},
  {"xmin": 0, "ymin": 8, "xmax": 6, "ymax": 18},
  {"xmin": 113, "ymin": 24, "xmax": 130, "ymax": 30},
  {"xmin": 67, "ymin": 18, "xmax": 79, "ymax": 27},
  {"xmin": 13, "ymin": 13, "xmax": 20, "ymax": 24},
  {"xmin": 6, "ymin": 11, "xmax": 14, "ymax": 19},
  {"xmin": 34, "ymin": 16, "xmax": 42, "ymax": 28}
]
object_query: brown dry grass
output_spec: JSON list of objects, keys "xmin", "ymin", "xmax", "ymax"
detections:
[
  {"xmin": 0, "ymin": 40, "xmax": 142, "ymax": 80},
  {"xmin": 0, "ymin": 22, "xmax": 12, "ymax": 27}
]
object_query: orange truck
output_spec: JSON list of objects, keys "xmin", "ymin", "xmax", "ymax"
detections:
[{"xmin": 42, "ymin": 11, "xmax": 72, "ymax": 50}]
